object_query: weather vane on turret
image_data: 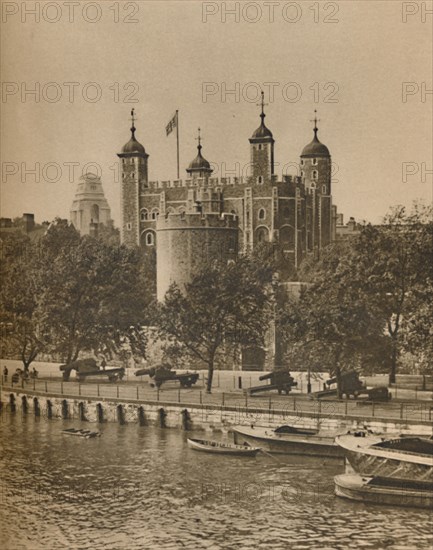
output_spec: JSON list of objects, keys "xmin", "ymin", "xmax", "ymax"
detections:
[
  {"xmin": 195, "ymin": 127, "xmax": 202, "ymax": 151},
  {"xmin": 257, "ymin": 90, "xmax": 268, "ymax": 123},
  {"xmin": 310, "ymin": 109, "xmax": 320, "ymax": 135},
  {"xmin": 130, "ymin": 108, "xmax": 136, "ymax": 136}
]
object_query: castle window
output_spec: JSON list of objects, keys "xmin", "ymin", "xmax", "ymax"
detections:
[
  {"xmin": 322, "ymin": 185, "xmax": 327, "ymax": 194},
  {"xmin": 301, "ymin": 171, "xmax": 304, "ymax": 177},
  {"xmin": 258, "ymin": 144, "xmax": 262, "ymax": 150},
  {"xmin": 300, "ymin": 159, "xmax": 304, "ymax": 165},
  {"xmin": 258, "ymin": 176, "xmax": 263, "ymax": 184},
  {"xmin": 140, "ymin": 209, "xmax": 149, "ymax": 221},
  {"xmin": 258, "ymin": 208, "xmax": 266, "ymax": 220},
  {"xmin": 151, "ymin": 209, "xmax": 159, "ymax": 220},
  {"xmin": 145, "ymin": 232, "xmax": 154, "ymax": 246},
  {"xmin": 312, "ymin": 158, "xmax": 317, "ymax": 165},
  {"xmin": 312, "ymin": 170, "xmax": 318, "ymax": 180},
  {"xmin": 126, "ymin": 222, "xmax": 132, "ymax": 231}
]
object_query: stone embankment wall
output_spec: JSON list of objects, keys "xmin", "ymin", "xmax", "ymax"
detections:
[{"xmin": 1, "ymin": 388, "xmax": 432, "ymax": 437}]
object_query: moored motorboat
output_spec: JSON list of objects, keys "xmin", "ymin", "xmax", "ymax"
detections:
[
  {"xmin": 232, "ymin": 425, "xmax": 345, "ymax": 458},
  {"xmin": 334, "ymin": 474, "xmax": 433, "ymax": 509},
  {"xmin": 62, "ymin": 428, "xmax": 101, "ymax": 439},
  {"xmin": 187, "ymin": 438, "xmax": 260, "ymax": 456},
  {"xmin": 335, "ymin": 433, "xmax": 433, "ymax": 482}
]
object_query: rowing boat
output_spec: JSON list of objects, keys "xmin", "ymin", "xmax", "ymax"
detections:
[
  {"xmin": 187, "ymin": 438, "xmax": 260, "ymax": 456},
  {"xmin": 62, "ymin": 428, "xmax": 101, "ymax": 439}
]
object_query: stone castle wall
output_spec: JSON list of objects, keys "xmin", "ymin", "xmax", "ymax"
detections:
[{"xmin": 156, "ymin": 212, "xmax": 238, "ymax": 300}]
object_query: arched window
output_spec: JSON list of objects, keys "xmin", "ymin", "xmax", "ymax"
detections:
[
  {"xmin": 145, "ymin": 232, "xmax": 154, "ymax": 246},
  {"xmin": 140, "ymin": 209, "xmax": 148, "ymax": 221},
  {"xmin": 258, "ymin": 208, "xmax": 266, "ymax": 220},
  {"xmin": 258, "ymin": 144, "xmax": 262, "ymax": 151},
  {"xmin": 151, "ymin": 209, "xmax": 159, "ymax": 220},
  {"xmin": 312, "ymin": 158, "xmax": 317, "ymax": 165},
  {"xmin": 300, "ymin": 159, "xmax": 304, "ymax": 166},
  {"xmin": 256, "ymin": 227, "xmax": 269, "ymax": 243},
  {"xmin": 312, "ymin": 170, "xmax": 318, "ymax": 180},
  {"xmin": 258, "ymin": 176, "xmax": 263, "ymax": 184},
  {"xmin": 280, "ymin": 225, "xmax": 295, "ymax": 250}
]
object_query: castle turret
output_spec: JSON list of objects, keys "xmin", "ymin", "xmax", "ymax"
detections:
[
  {"xmin": 300, "ymin": 112, "xmax": 333, "ymax": 252},
  {"xmin": 186, "ymin": 128, "xmax": 213, "ymax": 179},
  {"xmin": 117, "ymin": 109, "xmax": 149, "ymax": 247},
  {"xmin": 249, "ymin": 91, "xmax": 274, "ymax": 183},
  {"xmin": 300, "ymin": 111, "xmax": 331, "ymax": 194}
]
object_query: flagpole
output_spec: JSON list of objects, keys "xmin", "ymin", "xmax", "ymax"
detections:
[{"xmin": 176, "ymin": 110, "xmax": 179, "ymax": 180}]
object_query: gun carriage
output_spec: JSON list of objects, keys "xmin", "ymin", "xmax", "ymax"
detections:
[
  {"xmin": 60, "ymin": 358, "xmax": 125, "ymax": 383},
  {"xmin": 135, "ymin": 365, "xmax": 199, "ymax": 388},
  {"xmin": 314, "ymin": 371, "xmax": 391, "ymax": 401},
  {"xmin": 247, "ymin": 368, "xmax": 298, "ymax": 396}
]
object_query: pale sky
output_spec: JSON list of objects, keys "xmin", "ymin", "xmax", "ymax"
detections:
[{"xmin": 1, "ymin": 0, "xmax": 432, "ymax": 225}]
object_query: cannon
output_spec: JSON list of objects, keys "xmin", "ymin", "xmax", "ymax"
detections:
[
  {"xmin": 248, "ymin": 368, "xmax": 297, "ymax": 396},
  {"xmin": 135, "ymin": 364, "xmax": 199, "ymax": 389},
  {"xmin": 314, "ymin": 371, "xmax": 391, "ymax": 401},
  {"xmin": 60, "ymin": 358, "xmax": 125, "ymax": 383}
]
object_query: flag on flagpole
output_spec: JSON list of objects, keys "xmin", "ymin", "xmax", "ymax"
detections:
[{"xmin": 166, "ymin": 112, "xmax": 178, "ymax": 136}]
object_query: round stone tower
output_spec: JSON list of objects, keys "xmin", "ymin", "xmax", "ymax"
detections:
[{"xmin": 156, "ymin": 211, "xmax": 238, "ymax": 301}]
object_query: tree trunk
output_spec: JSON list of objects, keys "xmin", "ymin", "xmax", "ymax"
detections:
[
  {"xmin": 334, "ymin": 348, "xmax": 343, "ymax": 399},
  {"xmin": 206, "ymin": 359, "xmax": 214, "ymax": 394},
  {"xmin": 389, "ymin": 343, "xmax": 397, "ymax": 385}
]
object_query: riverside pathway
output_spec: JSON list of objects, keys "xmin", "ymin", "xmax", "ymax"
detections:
[{"xmin": 3, "ymin": 375, "xmax": 433, "ymax": 425}]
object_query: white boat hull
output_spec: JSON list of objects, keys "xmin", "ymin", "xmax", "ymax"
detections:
[
  {"xmin": 336, "ymin": 434, "xmax": 433, "ymax": 483},
  {"xmin": 335, "ymin": 474, "xmax": 433, "ymax": 509},
  {"xmin": 233, "ymin": 426, "xmax": 345, "ymax": 458}
]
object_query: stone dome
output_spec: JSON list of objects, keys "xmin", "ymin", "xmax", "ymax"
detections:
[
  {"xmin": 301, "ymin": 129, "xmax": 330, "ymax": 158},
  {"xmin": 121, "ymin": 129, "xmax": 146, "ymax": 155}
]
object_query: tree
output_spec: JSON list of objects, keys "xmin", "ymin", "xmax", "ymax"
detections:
[
  {"xmin": 155, "ymin": 258, "xmax": 273, "ymax": 393},
  {"xmin": 0, "ymin": 234, "xmax": 47, "ymax": 370},
  {"xmin": 37, "ymin": 231, "xmax": 152, "ymax": 363},
  {"xmin": 282, "ymin": 203, "xmax": 432, "ymax": 386},
  {"xmin": 350, "ymin": 204, "xmax": 432, "ymax": 382},
  {"xmin": 278, "ymin": 243, "xmax": 388, "ymax": 397}
]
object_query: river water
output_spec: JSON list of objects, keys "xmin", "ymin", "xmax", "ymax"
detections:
[{"xmin": 0, "ymin": 414, "xmax": 431, "ymax": 550}]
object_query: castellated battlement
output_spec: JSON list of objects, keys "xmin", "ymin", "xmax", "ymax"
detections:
[
  {"xmin": 157, "ymin": 211, "xmax": 238, "ymax": 231},
  {"xmin": 147, "ymin": 174, "xmax": 302, "ymax": 190}
]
